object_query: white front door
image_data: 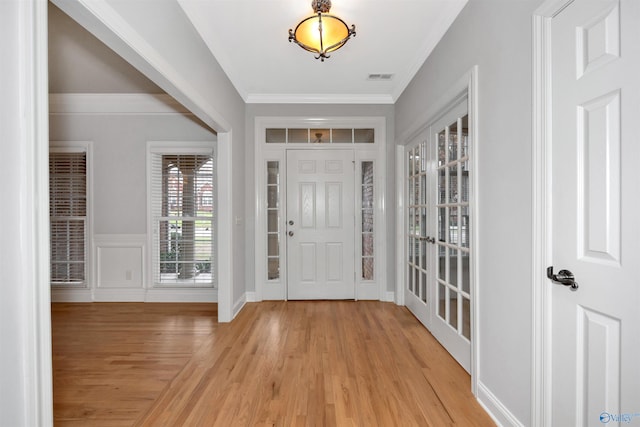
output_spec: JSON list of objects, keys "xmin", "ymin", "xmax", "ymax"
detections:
[
  {"xmin": 550, "ymin": 1, "xmax": 640, "ymax": 425},
  {"xmin": 286, "ymin": 150, "xmax": 355, "ymax": 299}
]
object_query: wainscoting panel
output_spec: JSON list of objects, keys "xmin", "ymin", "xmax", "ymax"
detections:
[{"xmin": 94, "ymin": 234, "xmax": 146, "ymax": 302}]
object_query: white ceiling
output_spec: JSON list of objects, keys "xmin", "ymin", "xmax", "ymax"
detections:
[{"xmin": 178, "ymin": 0, "xmax": 467, "ymax": 104}]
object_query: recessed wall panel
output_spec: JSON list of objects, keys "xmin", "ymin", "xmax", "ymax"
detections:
[
  {"xmin": 300, "ymin": 183, "xmax": 316, "ymax": 229},
  {"xmin": 578, "ymin": 91, "xmax": 621, "ymax": 264},
  {"xmin": 577, "ymin": 2, "xmax": 620, "ymax": 78},
  {"xmin": 326, "ymin": 182, "xmax": 343, "ymax": 228},
  {"xmin": 300, "ymin": 243, "xmax": 317, "ymax": 282},
  {"xmin": 298, "ymin": 160, "xmax": 316, "ymax": 174},
  {"xmin": 325, "ymin": 160, "xmax": 343, "ymax": 174},
  {"xmin": 326, "ymin": 243, "xmax": 343, "ymax": 282},
  {"xmin": 576, "ymin": 306, "xmax": 621, "ymax": 426}
]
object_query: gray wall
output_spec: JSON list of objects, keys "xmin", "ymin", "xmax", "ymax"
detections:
[
  {"xmin": 395, "ymin": 0, "xmax": 542, "ymax": 424},
  {"xmin": 244, "ymin": 103, "xmax": 395, "ymax": 294},
  {"xmin": 49, "ymin": 114, "xmax": 215, "ymax": 235},
  {"xmin": 51, "ymin": 0, "xmax": 247, "ymax": 307}
]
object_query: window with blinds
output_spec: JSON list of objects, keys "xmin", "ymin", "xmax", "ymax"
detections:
[
  {"xmin": 150, "ymin": 152, "xmax": 215, "ymax": 286},
  {"xmin": 49, "ymin": 150, "xmax": 87, "ymax": 286}
]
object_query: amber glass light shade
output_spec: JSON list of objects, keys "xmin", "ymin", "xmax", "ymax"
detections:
[{"xmin": 288, "ymin": 1, "xmax": 355, "ymax": 61}]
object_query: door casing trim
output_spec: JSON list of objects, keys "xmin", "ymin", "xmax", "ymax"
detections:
[
  {"xmin": 532, "ymin": 1, "xmax": 575, "ymax": 426},
  {"xmin": 254, "ymin": 116, "xmax": 387, "ymax": 302}
]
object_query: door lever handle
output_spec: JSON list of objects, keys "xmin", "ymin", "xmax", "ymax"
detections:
[{"xmin": 547, "ymin": 266, "xmax": 579, "ymax": 290}]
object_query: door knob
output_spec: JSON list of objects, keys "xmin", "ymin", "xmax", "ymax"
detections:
[
  {"xmin": 288, "ymin": 231, "xmax": 294, "ymax": 237},
  {"xmin": 547, "ymin": 266, "xmax": 579, "ymax": 290}
]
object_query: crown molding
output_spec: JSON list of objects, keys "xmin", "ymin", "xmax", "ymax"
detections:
[
  {"xmin": 49, "ymin": 93, "xmax": 190, "ymax": 114},
  {"xmin": 245, "ymin": 93, "xmax": 394, "ymax": 105}
]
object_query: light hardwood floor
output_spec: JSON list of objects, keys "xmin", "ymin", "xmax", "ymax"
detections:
[{"xmin": 52, "ymin": 301, "xmax": 495, "ymax": 426}]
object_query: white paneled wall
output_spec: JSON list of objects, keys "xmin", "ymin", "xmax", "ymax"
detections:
[{"xmin": 94, "ymin": 234, "xmax": 146, "ymax": 301}]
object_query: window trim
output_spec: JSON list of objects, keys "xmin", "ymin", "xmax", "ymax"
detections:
[
  {"xmin": 254, "ymin": 117, "xmax": 387, "ymax": 301},
  {"xmin": 146, "ymin": 141, "xmax": 216, "ymax": 289}
]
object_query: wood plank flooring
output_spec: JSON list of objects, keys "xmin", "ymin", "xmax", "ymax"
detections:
[{"xmin": 52, "ymin": 301, "xmax": 495, "ymax": 426}]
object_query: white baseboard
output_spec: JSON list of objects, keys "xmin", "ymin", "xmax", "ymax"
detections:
[
  {"xmin": 93, "ymin": 288, "xmax": 146, "ymax": 302},
  {"xmin": 145, "ymin": 288, "xmax": 217, "ymax": 302},
  {"xmin": 51, "ymin": 288, "xmax": 92, "ymax": 302},
  {"xmin": 51, "ymin": 287, "xmax": 217, "ymax": 302},
  {"xmin": 383, "ymin": 291, "xmax": 396, "ymax": 303},
  {"xmin": 245, "ymin": 291, "xmax": 257, "ymax": 302},
  {"xmin": 477, "ymin": 382, "xmax": 524, "ymax": 427},
  {"xmin": 233, "ymin": 293, "xmax": 247, "ymax": 318}
]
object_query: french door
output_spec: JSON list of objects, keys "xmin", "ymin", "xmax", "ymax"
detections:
[
  {"xmin": 405, "ymin": 97, "xmax": 472, "ymax": 372},
  {"xmin": 286, "ymin": 150, "xmax": 355, "ymax": 299}
]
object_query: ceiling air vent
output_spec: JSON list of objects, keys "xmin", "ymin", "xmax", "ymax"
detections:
[{"xmin": 367, "ymin": 73, "xmax": 394, "ymax": 81}]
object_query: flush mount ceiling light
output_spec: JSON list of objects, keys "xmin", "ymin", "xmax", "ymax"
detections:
[{"xmin": 288, "ymin": 0, "xmax": 356, "ymax": 62}]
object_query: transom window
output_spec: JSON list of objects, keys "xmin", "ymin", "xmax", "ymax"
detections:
[{"xmin": 266, "ymin": 127, "xmax": 374, "ymax": 144}]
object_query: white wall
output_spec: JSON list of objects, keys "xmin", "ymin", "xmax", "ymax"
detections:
[
  {"xmin": 244, "ymin": 103, "xmax": 396, "ymax": 296},
  {"xmin": 395, "ymin": 0, "xmax": 542, "ymax": 424}
]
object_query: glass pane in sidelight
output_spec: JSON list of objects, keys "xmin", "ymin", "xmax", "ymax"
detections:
[
  {"xmin": 267, "ymin": 186, "xmax": 279, "ymax": 209},
  {"xmin": 267, "ymin": 210, "xmax": 278, "ymax": 232},
  {"xmin": 362, "ymin": 234, "xmax": 374, "ymax": 257},
  {"xmin": 362, "ymin": 209, "xmax": 374, "ymax": 233},
  {"xmin": 267, "ymin": 234, "xmax": 279, "ymax": 257},
  {"xmin": 267, "ymin": 161, "xmax": 279, "ymax": 185},
  {"xmin": 268, "ymin": 258, "xmax": 279, "ymax": 280},
  {"xmin": 362, "ymin": 258, "xmax": 374, "ymax": 280}
]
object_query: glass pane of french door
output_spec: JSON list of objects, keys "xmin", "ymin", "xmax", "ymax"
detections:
[
  {"xmin": 407, "ymin": 142, "xmax": 428, "ymax": 303},
  {"xmin": 436, "ymin": 114, "xmax": 471, "ymax": 341}
]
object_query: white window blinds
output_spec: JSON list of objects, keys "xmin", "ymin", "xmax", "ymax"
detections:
[
  {"xmin": 151, "ymin": 153, "xmax": 215, "ymax": 286},
  {"xmin": 49, "ymin": 150, "xmax": 87, "ymax": 285}
]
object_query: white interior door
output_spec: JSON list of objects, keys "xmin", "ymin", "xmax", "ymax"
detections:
[
  {"xmin": 286, "ymin": 150, "xmax": 355, "ymax": 299},
  {"xmin": 550, "ymin": 1, "xmax": 640, "ymax": 425}
]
